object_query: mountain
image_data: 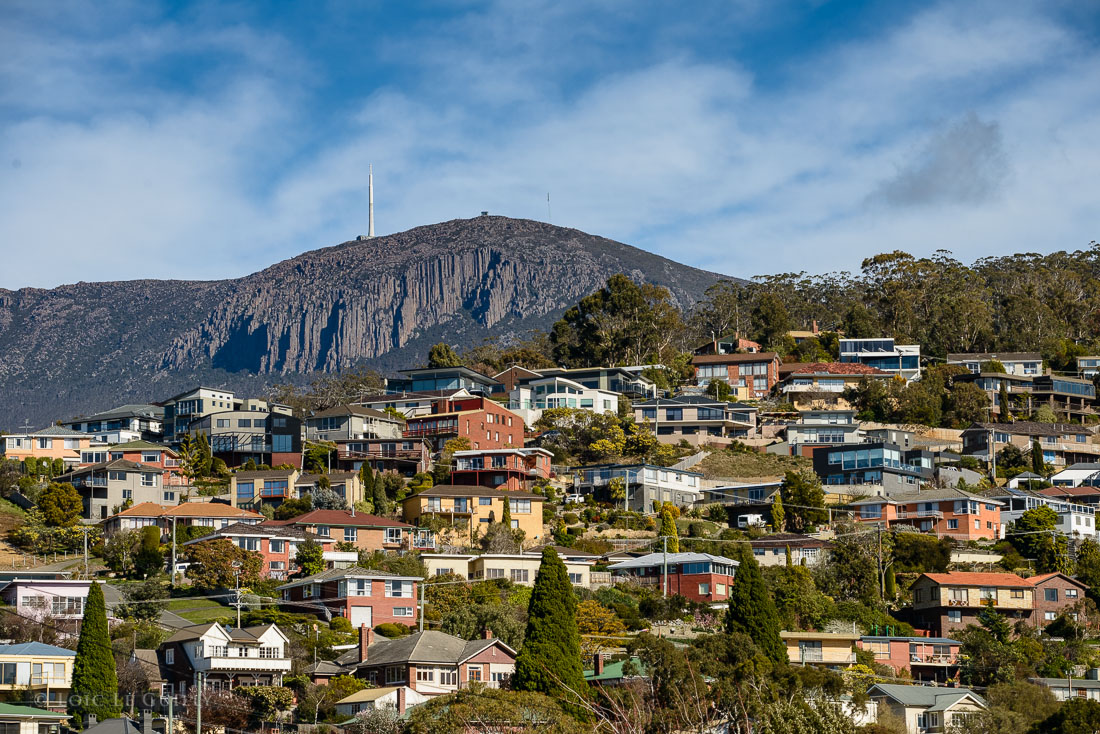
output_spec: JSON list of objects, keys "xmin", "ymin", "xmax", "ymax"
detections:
[{"xmin": 0, "ymin": 216, "xmax": 727, "ymax": 429}]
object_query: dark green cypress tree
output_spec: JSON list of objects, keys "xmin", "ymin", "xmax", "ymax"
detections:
[
  {"xmin": 359, "ymin": 464, "xmax": 376, "ymax": 511},
  {"xmin": 512, "ymin": 547, "xmax": 588, "ymax": 712},
  {"xmin": 998, "ymin": 381, "xmax": 1011, "ymax": 422},
  {"xmin": 69, "ymin": 583, "xmax": 121, "ymax": 725},
  {"xmin": 1032, "ymin": 439, "xmax": 1045, "ymax": 476},
  {"xmin": 726, "ymin": 545, "xmax": 787, "ymax": 665}
]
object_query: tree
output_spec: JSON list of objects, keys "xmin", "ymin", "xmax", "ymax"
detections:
[
  {"xmin": 1011, "ymin": 506, "xmax": 1068, "ymax": 573},
  {"xmin": 1026, "ymin": 698, "xmax": 1100, "ymax": 734},
  {"xmin": 771, "ymin": 492, "xmax": 785, "ymax": 532},
  {"xmin": 813, "ymin": 528, "xmax": 878, "ymax": 606},
  {"xmin": 296, "ymin": 538, "xmax": 325, "ymax": 577},
  {"xmin": 725, "ymin": 546, "xmax": 786, "ymax": 664},
  {"xmin": 37, "ymin": 482, "xmax": 82, "ymax": 527},
  {"xmin": 780, "ymin": 471, "xmax": 827, "ymax": 532},
  {"xmin": 891, "ymin": 532, "xmax": 952, "ymax": 573},
  {"xmin": 359, "ymin": 463, "xmax": 376, "ymax": 512},
  {"xmin": 884, "ymin": 565, "xmax": 896, "ymax": 600},
  {"xmin": 311, "ymin": 485, "xmax": 347, "ymax": 510},
  {"xmin": 999, "ymin": 380, "xmax": 1012, "ymax": 421},
  {"xmin": 1076, "ymin": 539, "xmax": 1100, "ymax": 600},
  {"xmin": 1031, "ymin": 439, "xmax": 1046, "ymax": 475},
  {"xmin": 765, "ymin": 565, "xmax": 834, "ymax": 631},
  {"xmin": 751, "ymin": 292, "xmax": 794, "ymax": 354},
  {"xmin": 427, "ymin": 342, "xmax": 463, "ymax": 368},
  {"xmin": 274, "ymin": 496, "xmax": 312, "ymax": 520},
  {"xmin": 103, "ymin": 530, "xmax": 139, "ymax": 576},
  {"xmin": 513, "ymin": 548, "xmax": 588, "ymax": 710},
  {"xmin": 69, "ymin": 583, "xmax": 121, "ymax": 723},
  {"xmin": 299, "ymin": 675, "xmax": 366, "ymax": 723},
  {"xmin": 373, "ymin": 473, "xmax": 392, "ymax": 514},
  {"xmin": 1033, "ymin": 404, "xmax": 1058, "ymax": 424},
  {"xmin": 133, "ymin": 526, "xmax": 164, "ymax": 579},
  {"xmin": 659, "ymin": 510, "xmax": 679, "ymax": 553},
  {"xmin": 406, "ymin": 687, "xmax": 587, "ymax": 734},
  {"xmin": 117, "ymin": 579, "xmax": 167, "ymax": 622},
  {"xmin": 185, "ymin": 538, "xmax": 263, "ymax": 591},
  {"xmin": 575, "ymin": 600, "xmax": 627, "ymax": 658}
]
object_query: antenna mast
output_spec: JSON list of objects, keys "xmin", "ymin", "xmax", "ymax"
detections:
[
  {"xmin": 546, "ymin": 192, "xmax": 551, "ymax": 224},
  {"xmin": 368, "ymin": 164, "xmax": 375, "ymax": 238}
]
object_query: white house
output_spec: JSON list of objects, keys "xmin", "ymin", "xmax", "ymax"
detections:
[
  {"xmin": 158, "ymin": 623, "xmax": 291, "ymax": 693},
  {"xmin": 0, "ymin": 579, "xmax": 95, "ymax": 622},
  {"xmin": 990, "ymin": 487, "xmax": 1097, "ymax": 540},
  {"xmin": 947, "ymin": 352, "xmax": 1042, "ymax": 377},
  {"xmin": 421, "ymin": 549, "xmax": 598, "ymax": 588},
  {"xmin": 867, "ymin": 683, "xmax": 987, "ymax": 734},
  {"xmin": 335, "ymin": 686, "xmax": 427, "ymax": 717},
  {"xmin": 507, "ymin": 375, "xmax": 620, "ymax": 426},
  {"xmin": 1050, "ymin": 463, "xmax": 1100, "ymax": 487},
  {"xmin": 572, "ymin": 463, "xmax": 702, "ymax": 512}
]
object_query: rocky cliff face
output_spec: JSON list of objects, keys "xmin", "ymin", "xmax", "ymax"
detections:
[{"xmin": 0, "ymin": 216, "xmax": 726, "ymax": 428}]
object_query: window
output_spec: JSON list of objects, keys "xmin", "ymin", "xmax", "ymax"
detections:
[
  {"xmin": 269, "ymin": 561, "xmax": 285, "ymax": 571},
  {"xmin": 698, "ymin": 583, "xmax": 710, "ymax": 595},
  {"xmin": 31, "ymin": 663, "xmax": 65, "ymax": 685},
  {"xmin": 52, "ymin": 596, "xmax": 83, "ymax": 616},
  {"xmin": 568, "ymin": 572, "xmax": 583, "ymax": 584},
  {"xmin": 393, "ymin": 607, "xmax": 414, "ymax": 617},
  {"xmin": 163, "ymin": 491, "xmax": 175, "ymax": 502},
  {"xmin": 166, "ymin": 649, "xmax": 174, "ymax": 665},
  {"xmin": 1067, "ymin": 588, "xmax": 1079, "ymax": 598},
  {"xmin": 237, "ymin": 481, "xmax": 255, "ymax": 499},
  {"xmin": 416, "ymin": 668, "xmax": 435, "ymax": 682},
  {"xmin": 345, "ymin": 579, "xmax": 372, "ymax": 596},
  {"xmin": 272, "ymin": 434, "xmax": 293, "ymax": 452},
  {"xmin": 317, "ymin": 525, "xmax": 331, "ymax": 538},
  {"xmin": 37, "ymin": 437, "xmax": 52, "ymax": 449},
  {"xmin": 238, "ymin": 537, "xmax": 260, "ymax": 552},
  {"xmin": 344, "ymin": 527, "xmax": 357, "ymax": 542},
  {"xmin": 386, "ymin": 580, "xmax": 413, "ymax": 598},
  {"xmin": 270, "ymin": 539, "xmax": 285, "ymax": 554},
  {"xmin": 860, "ymin": 505, "xmax": 882, "ymax": 519},
  {"xmin": 1045, "ymin": 611, "xmax": 1057, "ymax": 621},
  {"xmin": 122, "ymin": 489, "xmax": 133, "ymax": 500},
  {"xmin": 509, "ymin": 499, "xmax": 531, "ymax": 514},
  {"xmin": 948, "ymin": 610, "xmax": 962, "ymax": 623},
  {"xmin": 510, "ymin": 569, "xmax": 529, "ymax": 583},
  {"xmin": 386, "ymin": 527, "xmax": 402, "ymax": 544},
  {"xmin": 440, "ymin": 668, "xmax": 458, "ymax": 685},
  {"xmin": 467, "ymin": 665, "xmax": 483, "ymax": 682},
  {"xmin": 1011, "ymin": 589, "xmax": 1025, "ymax": 599},
  {"xmin": 798, "ymin": 641, "xmax": 822, "ymax": 662},
  {"xmin": 385, "ymin": 666, "xmax": 403, "ymax": 684},
  {"xmin": 259, "ymin": 647, "xmax": 279, "ymax": 658},
  {"xmin": 1046, "ymin": 588, "xmax": 1059, "ymax": 602},
  {"xmin": 216, "ymin": 419, "xmax": 230, "ymax": 428},
  {"xmin": 947, "ymin": 519, "xmax": 958, "ymax": 529},
  {"xmin": 479, "ymin": 497, "xmax": 493, "ymax": 505},
  {"xmin": 141, "ymin": 472, "xmax": 157, "ymax": 487},
  {"xmin": 142, "ymin": 452, "xmax": 160, "ymax": 463}
]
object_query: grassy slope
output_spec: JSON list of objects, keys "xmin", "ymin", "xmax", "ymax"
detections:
[{"xmin": 697, "ymin": 449, "xmax": 811, "ymax": 481}]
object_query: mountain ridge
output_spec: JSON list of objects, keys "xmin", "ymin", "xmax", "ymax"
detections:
[{"xmin": 0, "ymin": 216, "xmax": 730, "ymax": 429}]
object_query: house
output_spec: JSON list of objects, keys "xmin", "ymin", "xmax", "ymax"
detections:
[
  {"xmin": 81, "ymin": 713, "xmax": 165, "ymax": 734},
  {"xmin": 229, "ymin": 468, "xmax": 300, "ymax": 509},
  {"xmin": 0, "ymin": 642, "xmax": 76, "ymax": 710},
  {"xmin": 691, "ymin": 352, "xmax": 781, "ymax": 398},
  {"xmin": 102, "ymin": 502, "xmax": 263, "ymax": 538},
  {"xmin": 1079, "ymin": 356, "xmax": 1100, "ymax": 379},
  {"xmin": 293, "ymin": 471, "xmax": 364, "ymax": 506},
  {"xmin": 784, "ymin": 410, "xmax": 864, "ymax": 456},
  {"xmin": 838, "ymin": 338, "xmax": 921, "ymax": 382},
  {"xmin": 335, "ymin": 686, "xmax": 426, "ymax": 717},
  {"xmin": 0, "ymin": 426, "xmax": 98, "ymax": 467},
  {"xmin": 344, "ymin": 626, "xmax": 517, "ymax": 694},
  {"xmin": 858, "ymin": 636, "xmax": 961, "ymax": 683},
  {"xmin": 1031, "ymin": 675, "xmax": 1100, "ymax": 701},
  {"xmin": 187, "ymin": 410, "xmax": 302, "ymax": 469},
  {"xmin": 866, "ymin": 683, "xmax": 987, "ymax": 734},
  {"xmin": 156, "ymin": 623, "xmax": 291, "ymax": 694},
  {"xmin": 505, "ymin": 375, "xmax": 620, "ymax": 425},
  {"xmin": 1036, "ymin": 485, "xmax": 1100, "ymax": 508},
  {"xmin": 572, "ymin": 463, "xmax": 703, "ymax": 512},
  {"xmin": 962, "ymin": 422, "xmax": 1100, "ymax": 470},
  {"xmin": 59, "ymin": 459, "xmax": 175, "ymax": 521},
  {"xmin": 304, "ymin": 405, "xmax": 405, "ymax": 442},
  {"xmin": 353, "ymin": 388, "xmax": 474, "ymax": 419},
  {"xmin": 530, "ymin": 367, "xmax": 656, "ymax": 401},
  {"xmin": 748, "ymin": 533, "xmax": 832, "ymax": 566},
  {"xmin": 421, "ymin": 548, "xmax": 597, "ymax": 587},
  {"xmin": 269, "ymin": 509, "xmax": 433, "ymax": 553},
  {"xmin": 402, "ymin": 486, "xmax": 544, "ymax": 543},
  {"xmin": 632, "ymin": 396, "xmax": 758, "ymax": 444},
  {"xmin": 909, "ymin": 572, "xmax": 1034, "ymax": 636},
  {"xmin": 277, "ymin": 567, "xmax": 420, "ymax": 627},
  {"xmin": 947, "ymin": 352, "xmax": 1042, "ymax": 377},
  {"xmin": 987, "ymin": 487, "xmax": 1097, "ymax": 540},
  {"xmin": 777, "ymin": 363, "xmax": 892, "ymax": 411},
  {"xmin": 0, "ymin": 579, "xmax": 94, "ymax": 622},
  {"xmin": 403, "ymin": 396, "xmax": 523, "ymax": 450},
  {"xmin": 64, "ymin": 404, "xmax": 165, "ymax": 443},
  {"xmin": 160, "ymin": 386, "xmax": 291, "ymax": 442},
  {"xmin": 693, "ymin": 333, "xmax": 762, "ymax": 355},
  {"xmin": 182, "ymin": 523, "xmax": 334, "ymax": 580},
  {"xmin": 1050, "ymin": 463, "xmax": 1100, "ymax": 489},
  {"xmin": 1026, "ymin": 572, "xmax": 1089, "ymax": 627},
  {"xmin": 607, "ymin": 552, "xmax": 738, "ymax": 603},
  {"xmin": 1030, "ymin": 375, "xmax": 1098, "ymax": 422},
  {"xmin": 584, "ymin": 655, "xmax": 647, "ymax": 687},
  {"xmin": 334, "ymin": 438, "xmax": 433, "ymax": 477},
  {"xmin": 811, "ymin": 442, "xmax": 931, "ymax": 493},
  {"xmin": 80, "ymin": 441, "xmax": 185, "ymax": 486},
  {"xmin": 781, "ymin": 630, "xmax": 858, "ymax": 668},
  {"xmin": 849, "ymin": 488, "xmax": 1003, "ymax": 541},
  {"xmin": 450, "ymin": 448, "xmax": 553, "ymax": 491},
  {"xmin": 387, "ymin": 367, "xmax": 502, "ymax": 397},
  {"xmin": 0, "ymin": 703, "xmax": 69, "ymax": 734}
]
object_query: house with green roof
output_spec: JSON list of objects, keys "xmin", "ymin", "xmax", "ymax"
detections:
[
  {"xmin": 0, "ymin": 702, "xmax": 69, "ymax": 734},
  {"xmin": 867, "ymin": 683, "xmax": 987, "ymax": 733},
  {"xmin": 583, "ymin": 655, "xmax": 647, "ymax": 686}
]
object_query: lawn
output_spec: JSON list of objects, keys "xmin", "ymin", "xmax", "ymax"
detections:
[
  {"xmin": 697, "ymin": 448, "xmax": 810, "ymax": 481},
  {"xmin": 166, "ymin": 595, "xmax": 235, "ymax": 623}
]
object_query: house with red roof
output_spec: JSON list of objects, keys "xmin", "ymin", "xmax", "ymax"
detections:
[
  {"xmin": 776, "ymin": 362, "xmax": 892, "ymax": 410},
  {"xmin": 182, "ymin": 523, "xmax": 336, "ymax": 580},
  {"xmin": 103, "ymin": 501, "xmax": 264, "ymax": 538},
  {"xmin": 691, "ymin": 352, "xmax": 781, "ymax": 399},
  {"xmin": 277, "ymin": 567, "xmax": 420, "ymax": 628},
  {"xmin": 267, "ymin": 508, "xmax": 435, "ymax": 553},
  {"xmin": 403, "ymin": 396, "xmax": 523, "ymax": 450},
  {"xmin": 1025, "ymin": 573, "xmax": 1089, "ymax": 627},
  {"xmin": 910, "ymin": 572, "xmax": 1034, "ymax": 636}
]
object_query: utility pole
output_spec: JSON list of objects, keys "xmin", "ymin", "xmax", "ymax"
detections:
[
  {"xmin": 171, "ymin": 516, "xmax": 178, "ymax": 588},
  {"xmin": 195, "ymin": 672, "xmax": 203, "ymax": 734},
  {"xmin": 82, "ymin": 527, "xmax": 90, "ymax": 578},
  {"xmin": 419, "ymin": 582, "xmax": 426, "ymax": 632},
  {"xmin": 662, "ymin": 535, "xmax": 668, "ymax": 598},
  {"xmin": 877, "ymin": 525, "xmax": 884, "ymax": 602},
  {"xmin": 166, "ymin": 694, "xmax": 174, "ymax": 734},
  {"xmin": 233, "ymin": 565, "xmax": 242, "ymax": 628}
]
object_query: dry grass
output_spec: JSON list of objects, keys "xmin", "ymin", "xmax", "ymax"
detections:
[{"xmin": 697, "ymin": 448, "xmax": 811, "ymax": 481}]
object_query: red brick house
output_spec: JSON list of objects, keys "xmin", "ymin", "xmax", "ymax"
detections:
[
  {"xmin": 1026, "ymin": 572, "xmax": 1089, "ymax": 627},
  {"xmin": 182, "ymin": 522, "xmax": 335, "ymax": 580},
  {"xmin": 691, "ymin": 352, "xmax": 781, "ymax": 399},
  {"xmin": 267, "ymin": 508, "xmax": 435, "ymax": 553},
  {"xmin": 450, "ymin": 448, "xmax": 553, "ymax": 490},
  {"xmin": 858, "ymin": 636, "xmax": 962, "ymax": 683},
  {"xmin": 910, "ymin": 572, "xmax": 1034, "ymax": 636},
  {"xmin": 277, "ymin": 568, "xmax": 419, "ymax": 628},
  {"xmin": 403, "ymin": 396, "xmax": 523, "ymax": 450},
  {"xmin": 335, "ymin": 438, "xmax": 432, "ymax": 476},
  {"xmin": 337, "ymin": 626, "xmax": 516, "ymax": 694},
  {"xmin": 607, "ymin": 552, "xmax": 738, "ymax": 603},
  {"xmin": 850, "ymin": 488, "xmax": 1004, "ymax": 541}
]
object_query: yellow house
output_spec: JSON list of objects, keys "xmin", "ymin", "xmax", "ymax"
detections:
[
  {"xmin": 422, "ymin": 548, "xmax": 596, "ymax": 587},
  {"xmin": 402, "ymin": 486, "xmax": 545, "ymax": 543},
  {"xmin": 0, "ymin": 427, "xmax": 97, "ymax": 469},
  {"xmin": 0, "ymin": 642, "xmax": 77, "ymax": 711},
  {"xmin": 781, "ymin": 631, "xmax": 859, "ymax": 669}
]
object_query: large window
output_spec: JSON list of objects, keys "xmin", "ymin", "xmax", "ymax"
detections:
[
  {"xmin": 0, "ymin": 663, "xmax": 14, "ymax": 685},
  {"xmin": 52, "ymin": 597, "xmax": 83, "ymax": 616},
  {"xmin": 272, "ymin": 434, "xmax": 293, "ymax": 452},
  {"xmin": 344, "ymin": 527, "xmax": 357, "ymax": 542},
  {"xmin": 510, "ymin": 569, "xmax": 529, "ymax": 583},
  {"xmin": 385, "ymin": 527, "xmax": 402, "ymax": 544},
  {"xmin": 236, "ymin": 481, "xmax": 254, "ymax": 499},
  {"xmin": 509, "ymin": 499, "xmax": 531, "ymax": 514},
  {"xmin": 386, "ymin": 580, "xmax": 413, "ymax": 598}
]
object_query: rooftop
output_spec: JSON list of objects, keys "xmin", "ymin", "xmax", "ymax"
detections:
[
  {"xmin": 868, "ymin": 683, "xmax": 986, "ymax": 710},
  {"xmin": 968, "ymin": 421, "xmax": 1094, "ymax": 437},
  {"xmin": 407, "ymin": 485, "xmax": 541, "ymax": 500},
  {"xmin": 692, "ymin": 352, "xmax": 779, "ymax": 365},
  {"xmin": 608, "ymin": 552, "xmax": 739, "ymax": 571},
  {"xmin": 354, "ymin": 630, "xmax": 509, "ymax": 668},
  {"xmin": 0, "ymin": 642, "xmax": 76, "ymax": 657},
  {"xmin": 278, "ymin": 508, "xmax": 411, "ymax": 529},
  {"xmin": 308, "ymin": 404, "xmax": 401, "ymax": 421},
  {"xmin": 785, "ymin": 362, "xmax": 890, "ymax": 376},
  {"xmin": 919, "ymin": 572, "xmax": 1030, "ymax": 588}
]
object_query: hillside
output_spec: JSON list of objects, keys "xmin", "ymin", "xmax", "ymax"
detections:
[{"xmin": 0, "ymin": 216, "xmax": 727, "ymax": 428}]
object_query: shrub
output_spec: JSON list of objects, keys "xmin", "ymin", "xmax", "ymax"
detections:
[
  {"xmin": 330, "ymin": 617, "xmax": 353, "ymax": 633},
  {"xmin": 563, "ymin": 512, "xmax": 579, "ymax": 525},
  {"xmin": 374, "ymin": 623, "xmax": 413, "ymax": 638}
]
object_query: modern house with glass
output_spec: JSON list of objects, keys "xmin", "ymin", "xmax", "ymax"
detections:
[
  {"xmin": 505, "ymin": 375, "xmax": 620, "ymax": 425},
  {"xmin": 572, "ymin": 463, "xmax": 703, "ymax": 511},
  {"xmin": 785, "ymin": 410, "xmax": 864, "ymax": 456},
  {"xmin": 838, "ymin": 338, "xmax": 921, "ymax": 382},
  {"xmin": 961, "ymin": 422, "xmax": 1099, "ymax": 471},
  {"xmin": 386, "ymin": 367, "xmax": 501, "ymax": 397},
  {"xmin": 632, "ymin": 396, "xmax": 757, "ymax": 445},
  {"xmin": 986, "ymin": 487, "xmax": 1097, "ymax": 540},
  {"xmin": 1079, "ymin": 356, "xmax": 1100, "ymax": 379},
  {"xmin": 187, "ymin": 411, "xmax": 303, "ymax": 469},
  {"xmin": 811, "ymin": 442, "xmax": 934, "ymax": 493}
]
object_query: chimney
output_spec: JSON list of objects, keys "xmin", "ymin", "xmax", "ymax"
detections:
[
  {"xmin": 482, "ymin": 629, "xmax": 493, "ymax": 640},
  {"xmin": 594, "ymin": 653, "xmax": 604, "ymax": 675},
  {"xmin": 350, "ymin": 506, "xmax": 355, "ymax": 518},
  {"xmin": 359, "ymin": 624, "xmax": 373, "ymax": 663},
  {"xmin": 142, "ymin": 710, "xmax": 153, "ymax": 734},
  {"xmin": 812, "ymin": 320, "xmax": 819, "ymax": 335},
  {"xmin": 396, "ymin": 687, "xmax": 406, "ymax": 714}
]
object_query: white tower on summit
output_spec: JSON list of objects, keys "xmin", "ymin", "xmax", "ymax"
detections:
[{"xmin": 368, "ymin": 164, "xmax": 375, "ymax": 238}]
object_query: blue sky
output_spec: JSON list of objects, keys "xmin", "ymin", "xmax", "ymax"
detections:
[{"xmin": 2, "ymin": 0, "xmax": 1098, "ymax": 288}]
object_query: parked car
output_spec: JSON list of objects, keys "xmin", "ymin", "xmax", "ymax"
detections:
[{"xmin": 564, "ymin": 493, "xmax": 585, "ymax": 504}]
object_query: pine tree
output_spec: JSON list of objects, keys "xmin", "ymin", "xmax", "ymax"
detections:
[
  {"xmin": 784, "ymin": 545, "xmax": 792, "ymax": 567},
  {"xmin": 1032, "ymin": 439, "xmax": 1045, "ymax": 476},
  {"xmin": 501, "ymin": 497, "xmax": 513, "ymax": 528},
  {"xmin": 512, "ymin": 548, "xmax": 588, "ymax": 712},
  {"xmin": 884, "ymin": 565, "xmax": 896, "ymax": 600},
  {"xmin": 771, "ymin": 492, "xmax": 785, "ymax": 532},
  {"xmin": 659, "ymin": 510, "xmax": 679, "ymax": 553},
  {"xmin": 372, "ymin": 474, "xmax": 389, "ymax": 515},
  {"xmin": 998, "ymin": 381, "xmax": 1011, "ymax": 422},
  {"xmin": 726, "ymin": 545, "xmax": 786, "ymax": 665},
  {"xmin": 70, "ymin": 583, "xmax": 121, "ymax": 725}
]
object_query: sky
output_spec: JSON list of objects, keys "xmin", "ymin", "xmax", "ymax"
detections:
[{"xmin": 1, "ymin": 0, "xmax": 1098, "ymax": 289}]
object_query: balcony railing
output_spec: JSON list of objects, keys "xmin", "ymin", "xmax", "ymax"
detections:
[
  {"xmin": 911, "ymin": 654, "xmax": 958, "ymax": 665},
  {"xmin": 338, "ymin": 449, "xmax": 424, "ymax": 460},
  {"xmin": 896, "ymin": 510, "xmax": 944, "ymax": 520}
]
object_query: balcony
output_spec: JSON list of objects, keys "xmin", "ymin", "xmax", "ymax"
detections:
[
  {"xmin": 896, "ymin": 510, "xmax": 943, "ymax": 520},
  {"xmin": 910, "ymin": 654, "xmax": 958, "ymax": 665},
  {"xmin": 74, "ymin": 477, "xmax": 108, "ymax": 488},
  {"xmin": 193, "ymin": 655, "xmax": 292, "ymax": 673}
]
